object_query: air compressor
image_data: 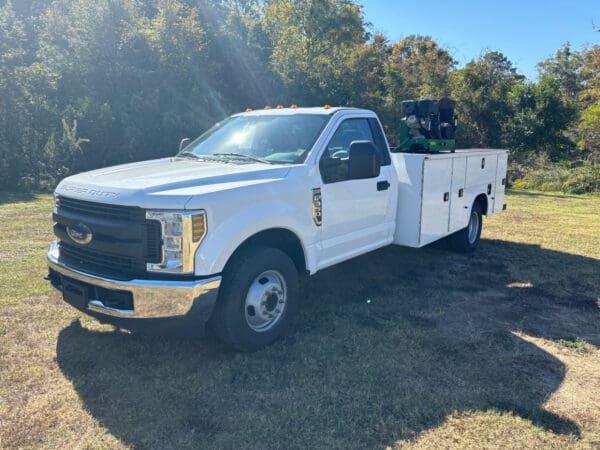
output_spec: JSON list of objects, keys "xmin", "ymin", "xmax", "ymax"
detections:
[{"xmin": 398, "ymin": 97, "xmax": 457, "ymax": 152}]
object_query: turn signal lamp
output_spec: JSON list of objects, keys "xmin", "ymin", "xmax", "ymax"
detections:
[{"xmin": 191, "ymin": 213, "xmax": 207, "ymax": 242}]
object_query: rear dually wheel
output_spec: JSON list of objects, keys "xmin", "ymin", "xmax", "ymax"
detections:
[{"xmin": 449, "ymin": 201, "xmax": 483, "ymax": 253}]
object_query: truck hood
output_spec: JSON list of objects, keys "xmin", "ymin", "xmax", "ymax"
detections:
[{"xmin": 56, "ymin": 158, "xmax": 292, "ymax": 209}]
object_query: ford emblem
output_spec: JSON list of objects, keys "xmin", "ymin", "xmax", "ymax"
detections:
[{"xmin": 67, "ymin": 222, "xmax": 93, "ymax": 245}]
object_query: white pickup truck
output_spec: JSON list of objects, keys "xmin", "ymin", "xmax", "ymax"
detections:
[{"xmin": 47, "ymin": 106, "xmax": 507, "ymax": 350}]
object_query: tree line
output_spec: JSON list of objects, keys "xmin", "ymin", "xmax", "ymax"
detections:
[{"xmin": 0, "ymin": 0, "xmax": 599, "ymax": 192}]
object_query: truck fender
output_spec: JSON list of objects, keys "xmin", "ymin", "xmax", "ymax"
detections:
[
  {"xmin": 194, "ymin": 200, "xmax": 316, "ymax": 276},
  {"xmin": 470, "ymin": 192, "xmax": 489, "ymax": 215}
]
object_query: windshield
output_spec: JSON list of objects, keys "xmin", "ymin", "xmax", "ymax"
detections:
[{"xmin": 178, "ymin": 114, "xmax": 329, "ymax": 164}]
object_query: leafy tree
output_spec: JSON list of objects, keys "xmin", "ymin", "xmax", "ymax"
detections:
[
  {"xmin": 38, "ymin": 0, "xmax": 144, "ymax": 169},
  {"xmin": 537, "ymin": 43, "xmax": 584, "ymax": 103},
  {"xmin": 578, "ymin": 100, "xmax": 600, "ymax": 163},
  {"xmin": 189, "ymin": 0, "xmax": 281, "ymax": 108},
  {"xmin": 136, "ymin": 0, "xmax": 215, "ymax": 152},
  {"xmin": 384, "ymin": 35, "xmax": 456, "ymax": 111},
  {"xmin": 263, "ymin": 0, "xmax": 367, "ymax": 105},
  {"xmin": 38, "ymin": 0, "xmax": 216, "ymax": 168},
  {"xmin": 580, "ymin": 45, "xmax": 600, "ymax": 105},
  {"xmin": 0, "ymin": 0, "xmax": 596, "ymax": 191},
  {"xmin": 345, "ymin": 33, "xmax": 389, "ymax": 108},
  {"xmin": 504, "ymin": 75, "xmax": 576, "ymax": 161},
  {"xmin": 576, "ymin": 46, "xmax": 600, "ymax": 163},
  {"xmin": 450, "ymin": 51, "xmax": 524, "ymax": 148},
  {"xmin": 0, "ymin": 1, "xmax": 59, "ymax": 189},
  {"xmin": 43, "ymin": 119, "xmax": 91, "ymax": 184}
]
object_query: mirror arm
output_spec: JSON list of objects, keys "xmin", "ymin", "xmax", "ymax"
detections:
[{"xmin": 179, "ymin": 138, "xmax": 191, "ymax": 152}]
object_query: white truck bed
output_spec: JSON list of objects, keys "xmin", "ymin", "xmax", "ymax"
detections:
[{"xmin": 391, "ymin": 149, "xmax": 508, "ymax": 248}]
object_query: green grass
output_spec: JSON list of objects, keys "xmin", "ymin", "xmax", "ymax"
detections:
[
  {"xmin": 557, "ymin": 338, "xmax": 595, "ymax": 354},
  {"xmin": 0, "ymin": 190, "xmax": 599, "ymax": 449}
]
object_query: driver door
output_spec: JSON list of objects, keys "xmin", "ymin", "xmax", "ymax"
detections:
[{"xmin": 317, "ymin": 117, "xmax": 396, "ymax": 269}]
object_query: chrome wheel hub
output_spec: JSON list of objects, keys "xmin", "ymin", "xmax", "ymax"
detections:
[
  {"xmin": 244, "ymin": 270, "xmax": 287, "ymax": 332},
  {"xmin": 468, "ymin": 210, "xmax": 479, "ymax": 244}
]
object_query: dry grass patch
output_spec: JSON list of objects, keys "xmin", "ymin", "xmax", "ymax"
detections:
[
  {"xmin": 0, "ymin": 190, "xmax": 599, "ymax": 449},
  {"xmin": 394, "ymin": 410, "xmax": 580, "ymax": 449}
]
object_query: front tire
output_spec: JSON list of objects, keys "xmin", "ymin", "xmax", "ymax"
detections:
[
  {"xmin": 209, "ymin": 246, "xmax": 299, "ymax": 352},
  {"xmin": 449, "ymin": 201, "xmax": 483, "ymax": 253}
]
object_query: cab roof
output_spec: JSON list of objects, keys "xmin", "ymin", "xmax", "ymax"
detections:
[{"xmin": 234, "ymin": 106, "xmax": 374, "ymax": 117}]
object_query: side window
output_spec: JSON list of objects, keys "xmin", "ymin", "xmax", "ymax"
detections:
[
  {"xmin": 368, "ymin": 118, "xmax": 391, "ymax": 166},
  {"xmin": 319, "ymin": 118, "xmax": 376, "ymax": 184}
]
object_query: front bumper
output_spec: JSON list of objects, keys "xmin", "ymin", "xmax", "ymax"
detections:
[{"xmin": 47, "ymin": 241, "xmax": 221, "ymax": 321}]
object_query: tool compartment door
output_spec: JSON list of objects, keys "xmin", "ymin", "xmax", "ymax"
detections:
[
  {"xmin": 449, "ymin": 156, "xmax": 469, "ymax": 232},
  {"xmin": 420, "ymin": 158, "xmax": 452, "ymax": 246},
  {"xmin": 493, "ymin": 152, "xmax": 508, "ymax": 213},
  {"xmin": 466, "ymin": 154, "xmax": 498, "ymax": 188}
]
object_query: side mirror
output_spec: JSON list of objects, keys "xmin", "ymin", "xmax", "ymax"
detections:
[
  {"xmin": 179, "ymin": 138, "xmax": 191, "ymax": 152},
  {"xmin": 348, "ymin": 141, "xmax": 380, "ymax": 179}
]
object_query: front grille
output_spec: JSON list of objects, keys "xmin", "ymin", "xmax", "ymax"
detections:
[
  {"xmin": 54, "ymin": 195, "xmax": 162, "ymax": 279},
  {"xmin": 60, "ymin": 243, "xmax": 135, "ymax": 279},
  {"xmin": 56, "ymin": 196, "xmax": 144, "ymax": 222}
]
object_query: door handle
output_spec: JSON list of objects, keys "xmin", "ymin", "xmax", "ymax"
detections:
[{"xmin": 377, "ymin": 180, "xmax": 390, "ymax": 191}]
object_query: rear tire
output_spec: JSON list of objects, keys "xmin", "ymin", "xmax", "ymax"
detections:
[
  {"xmin": 209, "ymin": 246, "xmax": 299, "ymax": 352},
  {"xmin": 449, "ymin": 201, "xmax": 483, "ymax": 253}
]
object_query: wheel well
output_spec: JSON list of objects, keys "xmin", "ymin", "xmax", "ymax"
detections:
[
  {"xmin": 227, "ymin": 228, "xmax": 307, "ymax": 275},
  {"xmin": 475, "ymin": 193, "xmax": 488, "ymax": 215}
]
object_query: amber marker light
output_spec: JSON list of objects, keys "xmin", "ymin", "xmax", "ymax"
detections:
[
  {"xmin": 290, "ymin": 104, "xmax": 298, "ymax": 109},
  {"xmin": 324, "ymin": 104, "xmax": 331, "ymax": 109},
  {"xmin": 264, "ymin": 105, "xmax": 272, "ymax": 110},
  {"xmin": 191, "ymin": 213, "xmax": 207, "ymax": 242}
]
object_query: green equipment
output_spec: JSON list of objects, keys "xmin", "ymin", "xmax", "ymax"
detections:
[{"xmin": 398, "ymin": 97, "xmax": 457, "ymax": 153}]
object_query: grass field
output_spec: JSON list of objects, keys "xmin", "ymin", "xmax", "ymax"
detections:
[{"xmin": 0, "ymin": 190, "xmax": 599, "ymax": 449}]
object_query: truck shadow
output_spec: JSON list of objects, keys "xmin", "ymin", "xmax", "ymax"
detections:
[{"xmin": 56, "ymin": 239, "xmax": 600, "ymax": 448}]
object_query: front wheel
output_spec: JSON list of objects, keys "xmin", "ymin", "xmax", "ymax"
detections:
[
  {"xmin": 209, "ymin": 246, "xmax": 299, "ymax": 352},
  {"xmin": 449, "ymin": 201, "xmax": 483, "ymax": 253}
]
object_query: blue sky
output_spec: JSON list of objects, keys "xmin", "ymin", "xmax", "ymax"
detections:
[{"xmin": 359, "ymin": 0, "xmax": 600, "ymax": 80}]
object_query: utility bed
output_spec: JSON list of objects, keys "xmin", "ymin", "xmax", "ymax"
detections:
[{"xmin": 391, "ymin": 149, "xmax": 508, "ymax": 247}]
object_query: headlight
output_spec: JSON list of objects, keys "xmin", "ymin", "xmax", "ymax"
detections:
[{"xmin": 145, "ymin": 210, "xmax": 207, "ymax": 274}]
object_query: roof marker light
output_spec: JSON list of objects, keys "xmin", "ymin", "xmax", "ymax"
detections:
[
  {"xmin": 324, "ymin": 104, "xmax": 331, "ymax": 109},
  {"xmin": 264, "ymin": 105, "xmax": 272, "ymax": 110},
  {"xmin": 246, "ymin": 108, "xmax": 253, "ymax": 112},
  {"xmin": 290, "ymin": 104, "xmax": 298, "ymax": 109}
]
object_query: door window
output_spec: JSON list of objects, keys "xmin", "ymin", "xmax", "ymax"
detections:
[{"xmin": 320, "ymin": 118, "xmax": 378, "ymax": 184}]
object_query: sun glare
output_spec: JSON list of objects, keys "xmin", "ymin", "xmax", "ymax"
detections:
[{"xmin": 230, "ymin": 131, "xmax": 248, "ymax": 146}]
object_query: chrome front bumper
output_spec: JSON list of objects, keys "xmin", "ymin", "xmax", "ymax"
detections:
[{"xmin": 47, "ymin": 241, "xmax": 221, "ymax": 320}]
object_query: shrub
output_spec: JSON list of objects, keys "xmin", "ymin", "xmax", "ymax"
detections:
[
  {"xmin": 562, "ymin": 164, "xmax": 600, "ymax": 194},
  {"xmin": 511, "ymin": 161, "xmax": 600, "ymax": 194}
]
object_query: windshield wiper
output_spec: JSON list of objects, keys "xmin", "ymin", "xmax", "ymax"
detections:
[
  {"xmin": 212, "ymin": 152, "xmax": 273, "ymax": 164},
  {"xmin": 177, "ymin": 151, "xmax": 220, "ymax": 162},
  {"xmin": 177, "ymin": 151, "xmax": 201, "ymax": 159}
]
